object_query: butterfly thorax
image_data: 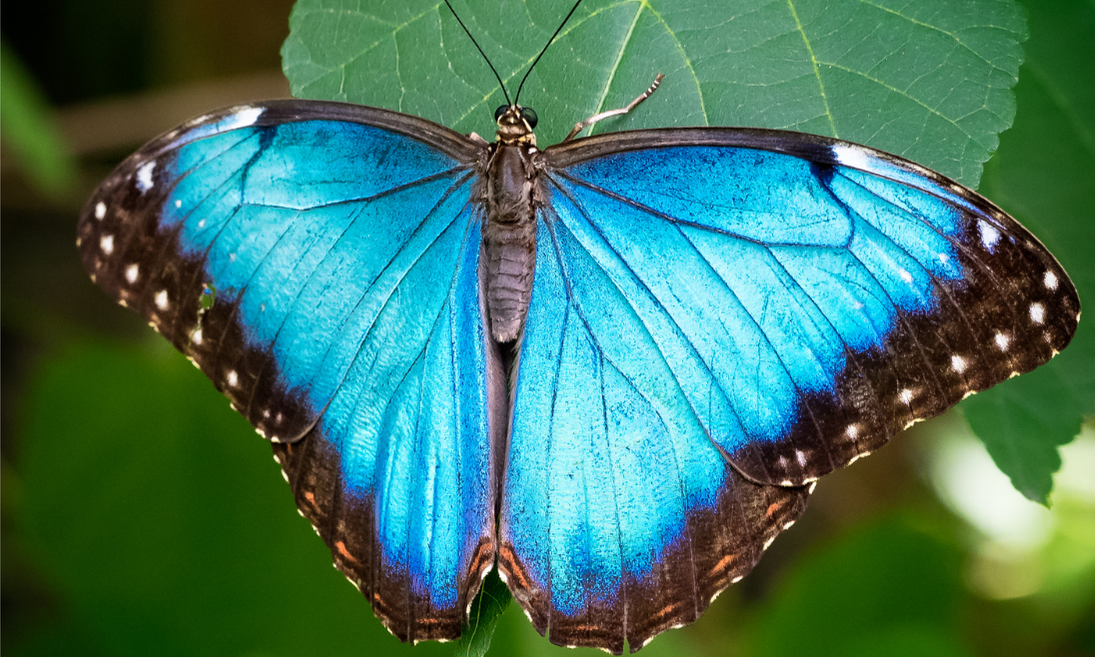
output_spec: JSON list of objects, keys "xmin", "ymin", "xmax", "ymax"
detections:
[{"xmin": 481, "ymin": 107, "xmax": 545, "ymax": 342}]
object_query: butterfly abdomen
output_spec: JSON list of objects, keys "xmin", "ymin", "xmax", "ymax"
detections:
[{"xmin": 483, "ymin": 143, "xmax": 543, "ymax": 342}]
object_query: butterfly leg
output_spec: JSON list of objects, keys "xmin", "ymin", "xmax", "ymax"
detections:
[{"xmin": 563, "ymin": 74, "xmax": 664, "ymax": 141}]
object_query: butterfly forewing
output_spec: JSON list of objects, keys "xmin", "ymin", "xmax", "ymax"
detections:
[{"xmin": 539, "ymin": 130, "xmax": 1078, "ymax": 486}]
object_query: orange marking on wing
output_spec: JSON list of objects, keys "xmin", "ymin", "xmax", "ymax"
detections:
[
  {"xmin": 766, "ymin": 501, "xmax": 784, "ymax": 518},
  {"xmin": 649, "ymin": 601, "xmax": 683, "ymax": 622},
  {"xmin": 303, "ymin": 491, "xmax": 316, "ymax": 508},
  {"xmin": 498, "ymin": 545, "xmax": 532, "ymax": 591},
  {"xmin": 710, "ymin": 553, "xmax": 736, "ymax": 577},
  {"xmin": 335, "ymin": 540, "xmax": 359, "ymax": 564}
]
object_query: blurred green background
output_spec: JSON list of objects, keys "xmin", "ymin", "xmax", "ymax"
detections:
[{"xmin": 2, "ymin": 1, "xmax": 1093, "ymax": 656}]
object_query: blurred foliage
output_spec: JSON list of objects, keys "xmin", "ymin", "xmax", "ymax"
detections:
[
  {"xmin": 2, "ymin": 0, "xmax": 1093, "ymax": 656},
  {"xmin": 0, "ymin": 41, "xmax": 77, "ymax": 195}
]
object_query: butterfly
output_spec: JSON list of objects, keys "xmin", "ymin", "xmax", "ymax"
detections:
[{"xmin": 76, "ymin": 1, "xmax": 1079, "ymax": 653}]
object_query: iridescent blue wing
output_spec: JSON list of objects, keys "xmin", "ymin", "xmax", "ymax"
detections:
[
  {"xmin": 499, "ymin": 129, "xmax": 1079, "ymax": 652},
  {"xmin": 77, "ymin": 101, "xmax": 503, "ymax": 641}
]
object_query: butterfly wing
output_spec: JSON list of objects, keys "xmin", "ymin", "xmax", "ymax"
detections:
[
  {"xmin": 498, "ymin": 129, "xmax": 1078, "ymax": 652},
  {"xmin": 77, "ymin": 101, "xmax": 504, "ymax": 641}
]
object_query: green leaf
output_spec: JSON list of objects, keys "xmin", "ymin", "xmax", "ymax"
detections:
[
  {"xmin": 18, "ymin": 341, "xmax": 451, "ymax": 657},
  {"xmin": 962, "ymin": 0, "xmax": 1095, "ymax": 505},
  {"xmin": 0, "ymin": 40, "xmax": 77, "ymax": 195},
  {"xmin": 752, "ymin": 516, "xmax": 971, "ymax": 657},
  {"xmin": 282, "ymin": 0, "xmax": 1026, "ymax": 185},
  {"xmin": 452, "ymin": 569, "xmax": 513, "ymax": 657}
]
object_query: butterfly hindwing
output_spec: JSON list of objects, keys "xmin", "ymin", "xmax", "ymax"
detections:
[
  {"xmin": 497, "ymin": 128, "xmax": 1078, "ymax": 652},
  {"xmin": 498, "ymin": 210, "xmax": 810, "ymax": 652},
  {"xmin": 77, "ymin": 101, "xmax": 503, "ymax": 641}
]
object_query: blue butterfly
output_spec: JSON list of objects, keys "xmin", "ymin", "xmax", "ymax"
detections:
[{"xmin": 76, "ymin": 3, "xmax": 1078, "ymax": 653}]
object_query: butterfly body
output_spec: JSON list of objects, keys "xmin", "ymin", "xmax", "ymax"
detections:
[
  {"xmin": 480, "ymin": 108, "xmax": 545, "ymax": 342},
  {"xmin": 78, "ymin": 98, "xmax": 1078, "ymax": 654}
]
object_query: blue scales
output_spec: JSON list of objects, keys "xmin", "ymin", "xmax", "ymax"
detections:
[{"xmin": 78, "ymin": 94, "xmax": 1078, "ymax": 653}]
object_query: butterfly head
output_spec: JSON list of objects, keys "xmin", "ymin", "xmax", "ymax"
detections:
[{"xmin": 494, "ymin": 105, "xmax": 538, "ymax": 146}]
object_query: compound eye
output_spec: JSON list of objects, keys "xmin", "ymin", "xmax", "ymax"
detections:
[
  {"xmin": 494, "ymin": 105, "xmax": 508, "ymax": 122},
  {"xmin": 521, "ymin": 107, "xmax": 538, "ymax": 128}
]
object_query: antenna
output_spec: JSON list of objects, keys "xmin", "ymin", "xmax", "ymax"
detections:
[
  {"xmin": 515, "ymin": 0, "xmax": 584, "ymax": 105},
  {"xmin": 444, "ymin": 0, "xmax": 586, "ymax": 109},
  {"xmin": 442, "ymin": 0, "xmax": 512, "ymax": 106}
]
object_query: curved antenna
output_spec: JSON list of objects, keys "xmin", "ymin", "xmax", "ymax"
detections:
[
  {"xmin": 514, "ymin": 0, "xmax": 585, "ymax": 105},
  {"xmin": 442, "ymin": 0, "xmax": 512, "ymax": 106}
]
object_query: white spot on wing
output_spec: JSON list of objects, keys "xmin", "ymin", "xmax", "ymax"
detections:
[
  {"xmin": 899, "ymin": 389, "xmax": 914, "ymax": 405},
  {"xmin": 136, "ymin": 161, "xmax": 156, "ymax": 192},
  {"xmin": 845, "ymin": 424, "xmax": 859, "ymax": 439},
  {"xmin": 175, "ymin": 199, "xmax": 182, "ymax": 209},
  {"xmin": 795, "ymin": 450, "xmax": 806, "ymax": 466},
  {"xmin": 95, "ymin": 201, "xmax": 106, "ymax": 220},
  {"xmin": 951, "ymin": 355, "xmax": 967, "ymax": 373},
  {"xmin": 100, "ymin": 234, "xmax": 114, "ymax": 255},
  {"xmin": 192, "ymin": 327, "xmax": 203, "ymax": 345},
  {"xmin": 125, "ymin": 264, "xmax": 139, "ymax": 283},
  {"xmin": 1030, "ymin": 302, "xmax": 1045, "ymax": 325},
  {"xmin": 899, "ymin": 268, "xmax": 913, "ymax": 283},
  {"xmin": 995, "ymin": 332, "xmax": 1009, "ymax": 351},
  {"xmin": 224, "ymin": 106, "xmax": 264, "ymax": 130},
  {"xmin": 979, "ymin": 221, "xmax": 1001, "ymax": 250},
  {"xmin": 832, "ymin": 143, "xmax": 871, "ymax": 170},
  {"xmin": 155, "ymin": 289, "xmax": 169, "ymax": 310},
  {"xmin": 226, "ymin": 370, "xmax": 238, "ymax": 387},
  {"xmin": 1044, "ymin": 271, "xmax": 1058, "ymax": 290}
]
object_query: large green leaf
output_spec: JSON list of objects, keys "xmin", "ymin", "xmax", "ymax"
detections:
[
  {"xmin": 282, "ymin": 0, "xmax": 1025, "ymax": 186},
  {"xmin": 962, "ymin": 0, "xmax": 1095, "ymax": 505},
  {"xmin": 0, "ymin": 40, "xmax": 76, "ymax": 195}
]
